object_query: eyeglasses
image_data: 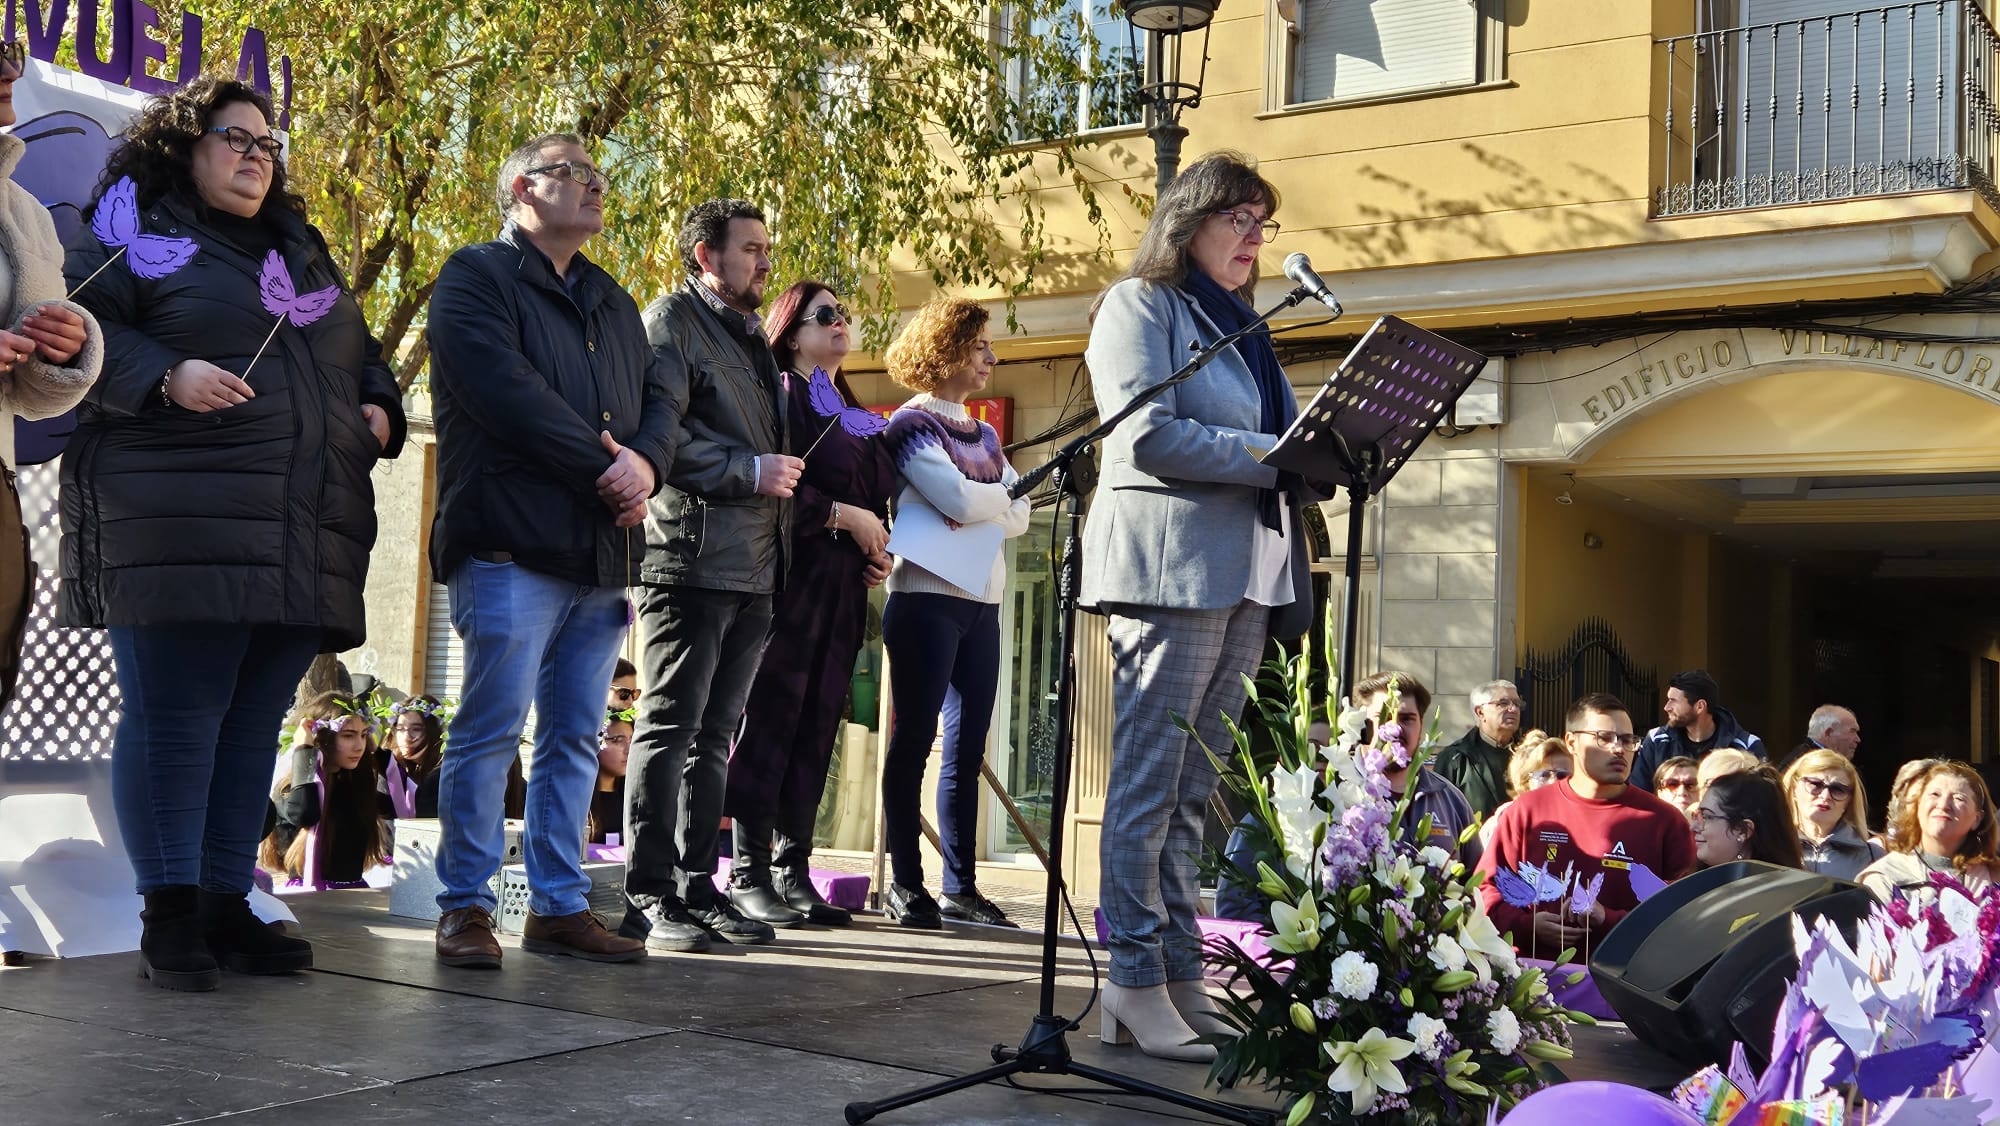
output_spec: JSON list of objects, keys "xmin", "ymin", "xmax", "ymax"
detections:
[
  {"xmin": 1213, "ymin": 209, "xmax": 1280, "ymax": 241},
  {"xmin": 1695, "ymin": 808, "xmax": 1731, "ymax": 824},
  {"xmin": 207, "ymin": 126, "xmax": 284, "ymax": 160},
  {"xmin": 1658, "ymin": 778, "xmax": 1697, "ymax": 793},
  {"xmin": 1572, "ymin": 729, "xmax": 1641, "ymax": 748},
  {"xmin": 1798, "ymin": 777, "xmax": 1854, "ymax": 800},
  {"xmin": 806, "ymin": 303, "xmax": 850, "ymax": 328},
  {"xmin": 0, "ymin": 40, "xmax": 23, "ymax": 75},
  {"xmin": 1528, "ymin": 768, "xmax": 1571, "ymax": 784},
  {"xmin": 609, "ymin": 686, "xmax": 639, "ymax": 703},
  {"xmin": 525, "ymin": 160, "xmax": 607, "ymax": 189},
  {"xmin": 1482, "ymin": 699, "xmax": 1523, "ymax": 712}
]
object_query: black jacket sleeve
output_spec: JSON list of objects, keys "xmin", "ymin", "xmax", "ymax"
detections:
[{"xmin": 62, "ymin": 226, "xmax": 187, "ymax": 419}]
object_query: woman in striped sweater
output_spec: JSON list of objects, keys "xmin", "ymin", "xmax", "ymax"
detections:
[{"xmin": 877, "ymin": 297, "xmax": 1031, "ymax": 930}]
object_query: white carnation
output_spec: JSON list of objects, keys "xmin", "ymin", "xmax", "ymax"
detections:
[
  {"xmin": 1486, "ymin": 1007, "xmax": 1522, "ymax": 1055},
  {"xmin": 1427, "ymin": 934, "xmax": 1467, "ymax": 973},
  {"xmin": 1329, "ymin": 950, "xmax": 1380, "ymax": 1001},
  {"xmin": 1406, "ymin": 1012, "xmax": 1450, "ymax": 1061}
]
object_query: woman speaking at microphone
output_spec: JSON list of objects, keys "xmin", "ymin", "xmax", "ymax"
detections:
[{"xmin": 1080, "ymin": 151, "xmax": 1319, "ymax": 1063}]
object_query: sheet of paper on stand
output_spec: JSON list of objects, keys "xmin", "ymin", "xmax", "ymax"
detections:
[{"xmin": 884, "ymin": 501, "xmax": 1003, "ymax": 596}]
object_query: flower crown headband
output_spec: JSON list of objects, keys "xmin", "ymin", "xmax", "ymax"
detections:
[{"xmin": 600, "ymin": 707, "xmax": 636, "ymax": 738}]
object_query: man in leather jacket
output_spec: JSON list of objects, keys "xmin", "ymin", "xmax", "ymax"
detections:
[{"xmin": 620, "ymin": 199, "xmax": 805, "ymax": 953}]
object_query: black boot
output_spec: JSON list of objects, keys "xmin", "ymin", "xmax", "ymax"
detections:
[
  {"xmin": 773, "ymin": 829, "xmax": 851, "ymax": 926},
  {"xmin": 139, "ymin": 886, "xmax": 220, "ymax": 992},
  {"xmin": 199, "ymin": 888, "xmax": 313, "ymax": 974},
  {"xmin": 726, "ymin": 818, "xmax": 807, "ymax": 928}
]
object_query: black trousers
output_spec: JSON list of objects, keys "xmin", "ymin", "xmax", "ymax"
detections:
[{"xmin": 625, "ymin": 584, "xmax": 774, "ymax": 906}]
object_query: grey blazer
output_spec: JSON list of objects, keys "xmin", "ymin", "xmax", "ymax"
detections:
[{"xmin": 1079, "ymin": 277, "xmax": 1314, "ymax": 639}]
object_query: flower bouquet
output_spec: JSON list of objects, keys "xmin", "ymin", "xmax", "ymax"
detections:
[{"xmin": 1196, "ymin": 630, "xmax": 1589, "ymax": 1125}]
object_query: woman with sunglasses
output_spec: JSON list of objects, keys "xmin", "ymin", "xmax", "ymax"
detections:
[
  {"xmin": 1781, "ymin": 750, "xmax": 1881, "ymax": 881},
  {"xmin": 721, "ymin": 281, "xmax": 895, "ymax": 928},
  {"xmin": 61, "ymin": 76, "xmax": 405, "ymax": 991},
  {"xmin": 1477, "ymin": 731, "xmax": 1571, "ymax": 851},
  {"xmin": 0, "ymin": 38, "xmax": 102, "ymax": 708}
]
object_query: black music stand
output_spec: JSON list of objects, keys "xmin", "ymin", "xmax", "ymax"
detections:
[{"xmin": 1261, "ymin": 316, "xmax": 1488, "ymax": 701}]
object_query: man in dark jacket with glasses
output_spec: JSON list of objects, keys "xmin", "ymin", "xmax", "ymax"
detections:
[{"xmin": 426, "ymin": 132, "xmax": 675, "ymax": 970}]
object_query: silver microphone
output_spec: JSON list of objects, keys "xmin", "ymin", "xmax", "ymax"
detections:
[{"xmin": 1283, "ymin": 252, "xmax": 1343, "ymax": 316}]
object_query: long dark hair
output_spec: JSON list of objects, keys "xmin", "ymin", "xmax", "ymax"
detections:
[
  {"xmin": 1089, "ymin": 150, "xmax": 1280, "ymax": 319},
  {"xmin": 87, "ymin": 74, "xmax": 308, "ymax": 221},
  {"xmin": 261, "ymin": 692, "xmax": 388, "ymax": 878},
  {"xmin": 1705, "ymin": 768, "xmax": 1804, "ymax": 869},
  {"xmin": 767, "ymin": 278, "xmax": 868, "ymax": 419},
  {"xmin": 386, "ymin": 695, "xmax": 446, "ymax": 782}
]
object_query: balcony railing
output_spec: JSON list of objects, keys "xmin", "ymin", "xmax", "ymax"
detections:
[{"xmin": 1656, "ymin": 1, "xmax": 2000, "ymax": 216}]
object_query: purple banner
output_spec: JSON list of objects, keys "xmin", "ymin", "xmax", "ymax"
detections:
[{"xmin": 7, "ymin": 0, "xmax": 292, "ymax": 127}]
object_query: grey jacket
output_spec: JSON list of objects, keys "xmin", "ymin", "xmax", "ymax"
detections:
[
  {"xmin": 639, "ymin": 282, "xmax": 790, "ymax": 594},
  {"xmin": 1798, "ymin": 821, "xmax": 1884, "ymax": 883},
  {"xmin": 1079, "ymin": 277, "xmax": 1315, "ymax": 639}
]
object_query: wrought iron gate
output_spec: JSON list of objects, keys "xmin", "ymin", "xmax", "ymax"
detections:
[{"xmin": 1513, "ymin": 618, "xmax": 1660, "ymax": 738}]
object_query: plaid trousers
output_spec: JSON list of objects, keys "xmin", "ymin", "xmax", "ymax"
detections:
[{"xmin": 1100, "ymin": 601, "xmax": 1269, "ymax": 987}]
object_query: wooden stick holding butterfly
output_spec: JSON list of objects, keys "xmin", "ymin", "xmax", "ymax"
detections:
[
  {"xmin": 67, "ymin": 176, "xmax": 198, "ymax": 300},
  {"xmin": 799, "ymin": 365, "xmax": 887, "ymax": 457},
  {"xmin": 241, "ymin": 250, "xmax": 340, "ymax": 378}
]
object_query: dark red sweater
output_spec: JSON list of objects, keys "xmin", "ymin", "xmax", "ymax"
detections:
[{"xmin": 1474, "ymin": 779, "xmax": 1696, "ymax": 948}]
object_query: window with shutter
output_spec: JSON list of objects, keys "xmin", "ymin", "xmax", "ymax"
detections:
[{"xmin": 1284, "ymin": 0, "xmax": 1492, "ymax": 107}]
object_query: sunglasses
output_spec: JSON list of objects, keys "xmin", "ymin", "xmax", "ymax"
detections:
[
  {"xmin": 1799, "ymin": 777, "xmax": 1854, "ymax": 800},
  {"xmin": 806, "ymin": 303, "xmax": 850, "ymax": 328},
  {"xmin": 208, "ymin": 125, "xmax": 284, "ymax": 159},
  {"xmin": 610, "ymin": 686, "xmax": 639, "ymax": 702},
  {"xmin": 1529, "ymin": 768, "xmax": 1571, "ymax": 784}
]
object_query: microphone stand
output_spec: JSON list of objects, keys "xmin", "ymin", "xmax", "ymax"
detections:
[{"xmin": 844, "ymin": 289, "xmax": 1309, "ymax": 1126}]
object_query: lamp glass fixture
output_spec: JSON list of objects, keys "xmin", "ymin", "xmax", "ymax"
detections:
[{"xmin": 1120, "ymin": 0, "xmax": 1217, "ymax": 33}]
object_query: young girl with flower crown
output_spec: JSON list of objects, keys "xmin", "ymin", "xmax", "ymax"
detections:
[
  {"xmin": 261, "ymin": 692, "xmax": 393, "ymax": 887},
  {"xmin": 382, "ymin": 695, "xmax": 448, "ymax": 819},
  {"xmin": 587, "ymin": 709, "xmax": 633, "ymax": 844}
]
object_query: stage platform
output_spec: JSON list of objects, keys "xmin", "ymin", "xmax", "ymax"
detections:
[{"xmin": 0, "ymin": 890, "xmax": 1688, "ymax": 1124}]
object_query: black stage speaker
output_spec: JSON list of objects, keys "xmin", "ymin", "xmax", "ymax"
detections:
[{"xmin": 1589, "ymin": 861, "xmax": 1876, "ymax": 1070}]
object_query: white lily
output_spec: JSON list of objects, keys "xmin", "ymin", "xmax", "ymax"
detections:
[
  {"xmin": 1326, "ymin": 1026, "xmax": 1415, "ymax": 1115},
  {"xmin": 1458, "ymin": 907, "xmax": 1517, "ymax": 981},
  {"xmin": 1270, "ymin": 892, "xmax": 1322, "ymax": 954}
]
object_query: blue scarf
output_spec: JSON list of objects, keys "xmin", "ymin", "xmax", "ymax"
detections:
[{"xmin": 1180, "ymin": 268, "xmax": 1297, "ymax": 530}]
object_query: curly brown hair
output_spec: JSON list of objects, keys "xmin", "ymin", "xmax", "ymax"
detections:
[
  {"xmin": 885, "ymin": 296, "xmax": 988, "ymax": 394},
  {"xmin": 1888, "ymin": 760, "xmax": 2000, "ymax": 873},
  {"xmin": 88, "ymin": 74, "xmax": 307, "ymax": 221}
]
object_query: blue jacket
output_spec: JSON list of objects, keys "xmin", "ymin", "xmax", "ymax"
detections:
[{"xmin": 1631, "ymin": 704, "xmax": 1766, "ymax": 791}]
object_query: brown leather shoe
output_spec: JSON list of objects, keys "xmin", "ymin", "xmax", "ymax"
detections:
[
  {"xmin": 522, "ymin": 910, "xmax": 647, "ymax": 963},
  {"xmin": 435, "ymin": 906, "xmax": 502, "ymax": 969}
]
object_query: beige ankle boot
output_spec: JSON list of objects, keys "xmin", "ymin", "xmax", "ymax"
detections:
[
  {"xmin": 1101, "ymin": 981, "xmax": 1217, "ymax": 1062},
  {"xmin": 1166, "ymin": 978, "xmax": 1234, "ymax": 1039}
]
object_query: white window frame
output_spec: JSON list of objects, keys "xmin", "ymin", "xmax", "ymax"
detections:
[
  {"xmin": 1267, "ymin": 0, "xmax": 1507, "ymax": 113},
  {"xmin": 1002, "ymin": 0, "xmax": 1148, "ymax": 140}
]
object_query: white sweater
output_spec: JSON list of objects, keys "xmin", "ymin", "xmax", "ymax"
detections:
[{"xmin": 884, "ymin": 394, "xmax": 1031, "ymax": 604}]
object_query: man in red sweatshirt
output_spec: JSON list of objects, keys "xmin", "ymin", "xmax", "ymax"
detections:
[{"xmin": 1475, "ymin": 692, "xmax": 1696, "ymax": 952}]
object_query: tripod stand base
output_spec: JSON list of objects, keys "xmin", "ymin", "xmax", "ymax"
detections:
[{"xmin": 842, "ymin": 1013, "xmax": 1275, "ymax": 1125}]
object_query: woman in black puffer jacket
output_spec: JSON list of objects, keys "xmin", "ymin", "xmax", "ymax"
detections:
[{"xmin": 60, "ymin": 76, "xmax": 405, "ymax": 992}]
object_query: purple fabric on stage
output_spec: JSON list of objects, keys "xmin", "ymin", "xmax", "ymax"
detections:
[
  {"xmin": 1519, "ymin": 956, "xmax": 1619, "ymax": 1021},
  {"xmin": 1093, "ymin": 908, "xmax": 1280, "ymax": 967},
  {"xmin": 585, "ymin": 844, "xmax": 872, "ymax": 911},
  {"xmin": 723, "ymin": 367, "xmax": 898, "ymax": 826}
]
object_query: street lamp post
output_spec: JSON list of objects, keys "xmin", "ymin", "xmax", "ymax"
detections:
[{"xmin": 1118, "ymin": 0, "xmax": 1217, "ymax": 198}]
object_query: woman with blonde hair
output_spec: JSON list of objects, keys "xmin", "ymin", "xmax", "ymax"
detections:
[
  {"xmin": 1858, "ymin": 760, "xmax": 1998, "ymax": 905},
  {"xmin": 1695, "ymin": 748, "xmax": 1760, "ymax": 795},
  {"xmin": 1782, "ymin": 749, "xmax": 1881, "ymax": 881},
  {"xmin": 1478, "ymin": 730, "xmax": 1572, "ymax": 850},
  {"xmin": 875, "ymin": 296, "xmax": 1030, "ymax": 931}
]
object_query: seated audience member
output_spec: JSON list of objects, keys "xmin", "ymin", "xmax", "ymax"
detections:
[
  {"xmin": 1783, "ymin": 750, "xmax": 1882, "ymax": 881},
  {"xmin": 1478, "ymin": 730, "xmax": 1571, "ymax": 851},
  {"xmin": 1476, "ymin": 693, "xmax": 1696, "ymax": 952},
  {"xmin": 1858, "ymin": 760, "xmax": 1998, "ymax": 907},
  {"xmin": 263, "ymin": 693, "xmax": 393, "ymax": 887},
  {"xmin": 1432, "ymin": 679, "xmax": 1522, "ymax": 820},
  {"xmin": 588, "ymin": 709, "xmax": 632, "ymax": 845},
  {"xmin": 1652, "ymin": 755, "xmax": 1700, "ymax": 817},
  {"xmin": 1354, "ymin": 671, "xmax": 1480, "ymax": 867},
  {"xmin": 1877, "ymin": 757, "xmax": 1945, "ymax": 851},
  {"xmin": 384, "ymin": 695, "xmax": 448, "ymax": 819},
  {"xmin": 1696, "ymin": 747, "xmax": 1760, "ymax": 795},
  {"xmin": 1690, "ymin": 767, "xmax": 1802, "ymax": 871}
]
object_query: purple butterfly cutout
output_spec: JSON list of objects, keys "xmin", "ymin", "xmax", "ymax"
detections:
[
  {"xmin": 90, "ymin": 176, "xmax": 198, "ymax": 278},
  {"xmin": 806, "ymin": 366, "xmax": 888, "ymax": 439},
  {"xmin": 1569, "ymin": 871, "xmax": 1605, "ymax": 918},
  {"xmin": 1628, "ymin": 861, "xmax": 1669, "ymax": 902},
  {"xmin": 258, "ymin": 250, "xmax": 340, "ymax": 327},
  {"xmin": 1493, "ymin": 865, "xmax": 1539, "ymax": 909}
]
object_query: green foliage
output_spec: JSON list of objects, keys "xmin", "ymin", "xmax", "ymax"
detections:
[{"xmin": 176, "ymin": 0, "xmax": 1113, "ymax": 387}]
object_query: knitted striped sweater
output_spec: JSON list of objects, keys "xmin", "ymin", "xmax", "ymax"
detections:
[{"xmin": 883, "ymin": 394, "xmax": 1030, "ymax": 603}]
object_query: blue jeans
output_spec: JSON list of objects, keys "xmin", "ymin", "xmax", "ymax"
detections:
[
  {"xmin": 435, "ymin": 559, "xmax": 627, "ymax": 917},
  {"xmin": 109, "ymin": 623, "xmax": 321, "ymax": 894},
  {"xmin": 880, "ymin": 591, "xmax": 1000, "ymax": 896}
]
